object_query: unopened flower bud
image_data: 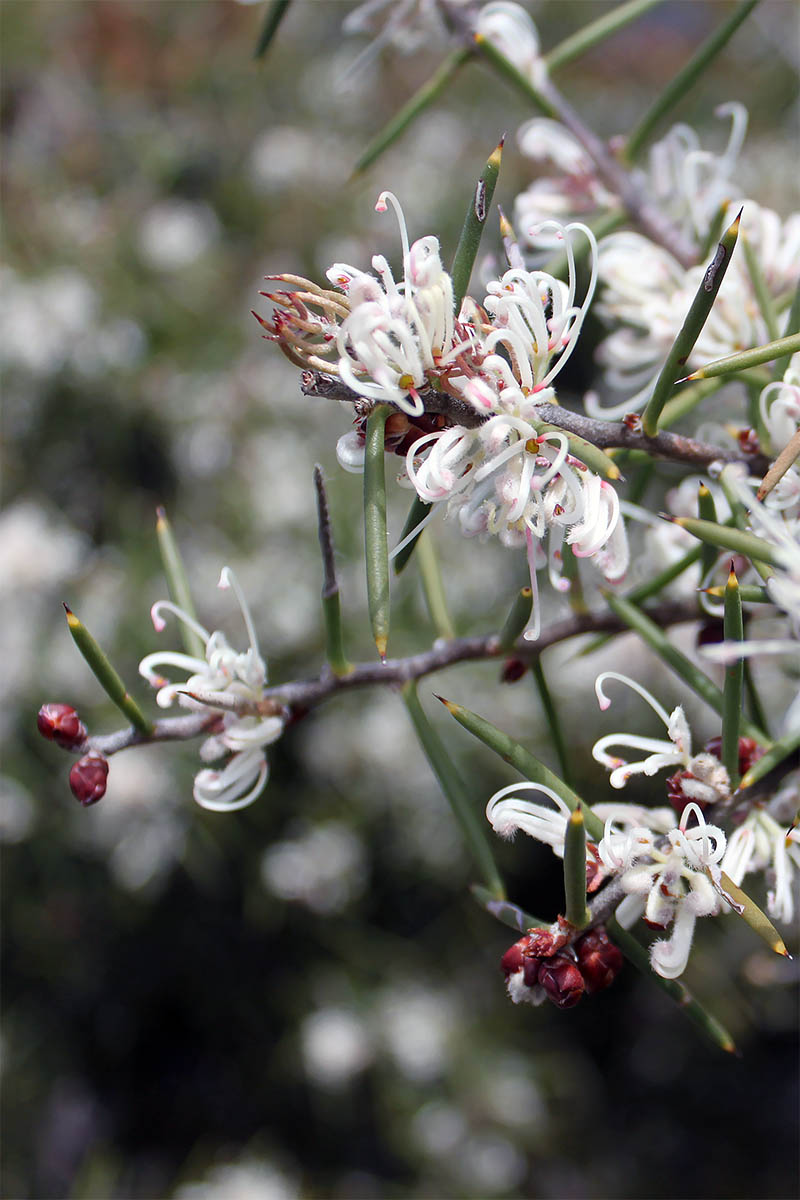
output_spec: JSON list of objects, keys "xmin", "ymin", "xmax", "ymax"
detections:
[
  {"xmin": 574, "ymin": 925, "xmax": 624, "ymax": 994},
  {"xmin": 69, "ymin": 752, "xmax": 109, "ymax": 806},
  {"xmin": 704, "ymin": 734, "xmax": 764, "ymax": 778},
  {"xmin": 537, "ymin": 955, "xmax": 585, "ymax": 1009},
  {"xmin": 501, "ymin": 657, "xmax": 528, "ymax": 683},
  {"xmin": 37, "ymin": 703, "xmax": 87, "ymax": 749}
]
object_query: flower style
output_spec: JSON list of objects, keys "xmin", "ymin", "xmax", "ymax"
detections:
[
  {"xmin": 139, "ymin": 567, "xmax": 284, "ymax": 812},
  {"xmin": 591, "ymin": 672, "xmax": 731, "ymax": 805},
  {"xmin": 598, "ymin": 801, "xmax": 727, "ymax": 978}
]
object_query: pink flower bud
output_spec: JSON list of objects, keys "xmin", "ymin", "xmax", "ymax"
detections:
[
  {"xmin": 37, "ymin": 703, "xmax": 87, "ymax": 749},
  {"xmin": 69, "ymin": 752, "xmax": 109, "ymax": 806},
  {"xmin": 574, "ymin": 925, "xmax": 624, "ymax": 994},
  {"xmin": 537, "ymin": 955, "xmax": 585, "ymax": 1009}
]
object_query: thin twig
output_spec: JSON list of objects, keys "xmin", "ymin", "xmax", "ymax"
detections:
[{"xmin": 81, "ymin": 597, "xmax": 700, "ymax": 759}]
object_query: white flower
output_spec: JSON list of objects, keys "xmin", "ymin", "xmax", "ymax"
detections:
[
  {"xmin": 139, "ymin": 567, "xmax": 283, "ymax": 812},
  {"xmin": 598, "ymin": 801, "xmax": 727, "ymax": 978},
  {"xmin": 722, "ymin": 790, "xmax": 800, "ymax": 925},
  {"xmin": 589, "ymin": 204, "xmax": 800, "ymax": 419},
  {"xmin": 514, "ymin": 104, "xmax": 748, "ymax": 252},
  {"xmin": 591, "ymin": 672, "xmax": 731, "ymax": 804},
  {"xmin": 327, "ymin": 191, "xmax": 467, "ymax": 416},
  {"xmin": 486, "ymin": 780, "xmax": 672, "ymax": 861},
  {"xmin": 476, "ymin": 2, "xmax": 547, "ymax": 88}
]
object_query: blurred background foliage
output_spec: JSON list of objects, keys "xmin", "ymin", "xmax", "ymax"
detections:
[{"xmin": 2, "ymin": 2, "xmax": 798, "ymax": 1197}]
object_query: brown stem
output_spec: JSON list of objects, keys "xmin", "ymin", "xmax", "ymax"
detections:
[
  {"xmin": 82, "ymin": 598, "xmax": 700, "ymax": 758},
  {"xmin": 302, "ymin": 371, "xmax": 770, "ymax": 474}
]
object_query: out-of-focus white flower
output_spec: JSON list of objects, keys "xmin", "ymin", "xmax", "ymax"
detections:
[
  {"xmin": 591, "ymin": 672, "xmax": 731, "ymax": 803},
  {"xmin": 589, "ymin": 204, "xmax": 800, "ymax": 419},
  {"xmin": 300, "ymin": 1007, "xmax": 373, "ymax": 1088},
  {"xmin": 515, "ymin": 103, "xmax": 749, "ymax": 250},
  {"xmin": 137, "ymin": 200, "xmax": 219, "ymax": 270},
  {"xmin": 260, "ymin": 822, "xmax": 367, "ymax": 914},
  {"xmin": 175, "ymin": 1156, "xmax": 299, "ymax": 1200},
  {"xmin": 476, "ymin": 2, "xmax": 547, "ymax": 88},
  {"xmin": 139, "ymin": 567, "xmax": 283, "ymax": 811},
  {"xmin": 599, "ymin": 801, "xmax": 727, "ymax": 978}
]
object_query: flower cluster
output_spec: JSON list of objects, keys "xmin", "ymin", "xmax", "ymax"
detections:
[
  {"xmin": 139, "ymin": 568, "xmax": 284, "ymax": 811},
  {"xmin": 485, "ymin": 671, "xmax": 799, "ymax": 985},
  {"xmin": 261, "ymin": 190, "xmax": 627, "ymax": 637}
]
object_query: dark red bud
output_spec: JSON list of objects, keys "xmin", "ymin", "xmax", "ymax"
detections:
[
  {"xmin": 537, "ymin": 956, "xmax": 585, "ymax": 1009},
  {"xmin": 704, "ymin": 734, "xmax": 765, "ymax": 778},
  {"xmin": 500, "ymin": 941, "xmax": 526, "ymax": 978},
  {"xmin": 574, "ymin": 925, "xmax": 624, "ymax": 994},
  {"xmin": 696, "ymin": 617, "xmax": 724, "ymax": 648},
  {"xmin": 37, "ymin": 703, "xmax": 87, "ymax": 749},
  {"xmin": 69, "ymin": 752, "xmax": 109, "ymax": 806},
  {"xmin": 737, "ymin": 427, "xmax": 760, "ymax": 455},
  {"xmin": 501, "ymin": 657, "xmax": 528, "ymax": 684}
]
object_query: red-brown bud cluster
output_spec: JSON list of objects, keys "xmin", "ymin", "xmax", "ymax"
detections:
[
  {"xmin": 37, "ymin": 703, "xmax": 87, "ymax": 749},
  {"xmin": 704, "ymin": 734, "xmax": 765, "ymax": 779},
  {"xmin": 69, "ymin": 752, "xmax": 109, "ymax": 806},
  {"xmin": 500, "ymin": 923, "xmax": 623, "ymax": 1010}
]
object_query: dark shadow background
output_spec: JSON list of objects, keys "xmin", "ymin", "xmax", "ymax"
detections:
[{"xmin": 2, "ymin": 2, "xmax": 799, "ymax": 1197}]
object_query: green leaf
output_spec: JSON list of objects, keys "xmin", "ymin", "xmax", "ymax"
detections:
[
  {"xmin": 253, "ymin": 0, "xmax": 291, "ymax": 60},
  {"xmin": 470, "ymin": 885, "xmax": 546, "ymax": 933},
  {"xmin": 404, "ymin": 683, "xmax": 505, "ymax": 898},
  {"xmin": 450, "ymin": 137, "xmax": 504, "ymax": 315},
  {"xmin": 545, "ymin": 0, "xmax": 662, "ymax": 73},
  {"xmin": 712, "ymin": 870, "xmax": 790, "ymax": 958},
  {"xmin": 531, "ymin": 657, "xmax": 572, "ymax": 787},
  {"xmin": 313, "ymin": 466, "xmax": 350, "ymax": 677},
  {"xmin": 623, "ymin": 0, "xmax": 759, "ymax": 163},
  {"xmin": 601, "ymin": 591, "xmax": 768, "ymax": 744},
  {"xmin": 65, "ymin": 605, "xmax": 152, "ymax": 735},
  {"xmin": 681, "ymin": 331, "xmax": 800, "ymax": 383},
  {"xmin": 740, "ymin": 727, "xmax": 800, "ymax": 790},
  {"xmin": 497, "ymin": 587, "xmax": 532, "ymax": 652},
  {"xmin": 667, "ymin": 516, "xmax": 783, "ymax": 570},
  {"xmin": 363, "ymin": 405, "xmax": 392, "ymax": 660},
  {"xmin": 416, "ymin": 530, "xmax": 455, "ymax": 641},
  {"xmin": 353, "ymin": 47, "xmax": 471, "ymax": 175},
  {"xmin": 642, "ymin": 209, "xmax": 741, "ymax": 436},
  {"xmin": 392, "ymin": 495, "xmax": 433, "ymax": 575},
  {"xmin": 607, "ymin": 918, "xmax": 737, "ymax": 1054},
  {"xmin": 473, "ymin": 32, "xmax": 555, "ymax": 118},
  {"xmin": 438, "ymin": 696, "xmax": 606, "ymax": 842},
  {"xmin": 563, "ymin": 807, "xmax": 590, "ymax": 928},
  {"xmin": 722, "ymin": 566, "xmax": 744, "ymax": 786},
  {"xmin": 155, "ymin": 507, "xmax": 205, "ymax": 661}
]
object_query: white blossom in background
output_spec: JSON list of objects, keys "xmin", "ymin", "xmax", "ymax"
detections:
[
  {"xmin": 476, "ymin": 1, "xmax": 547, "ymax": 88},
  {"xmin": 260, "ymin": 822, "xmax": 367, "ymax": 914},
  {"xmin": 588, "ymin": 203, "xmax": 800, "ymax": 418},
  {"xmin": 175, "ymin": 1156, "xmax": 299, "ymax": 1200},
  {"xmin": 300, "ymin": 1007, "xmax": 373, "ymax": 1088},
  {"xmin": 514, "ymin": 103, "xmax": 748, "ymax": 250},
  {"xmin": 137, "ymin": 200, "xmax": 219, "ymax": 270},
  {"xmin": 139, "ymin": 567, "xmax": 283, "ymax": 811}
]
